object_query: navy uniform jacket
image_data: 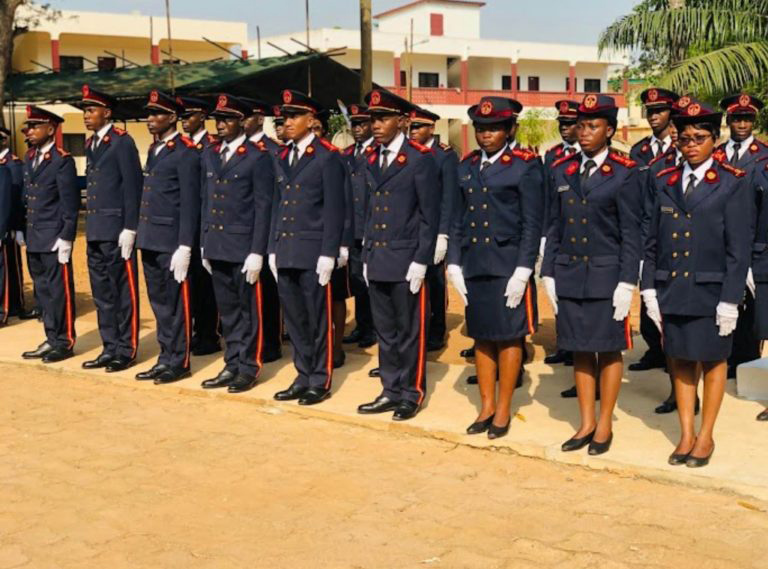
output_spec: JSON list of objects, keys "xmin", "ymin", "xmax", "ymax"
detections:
[
  {"xmin": 84, "ymin": 126, "xmax": 142, "ymax": 242},
  {"xmin": 640, "ymin": 148, "xmax": 682, "ymax": 245},
  {"xmin": 362, "ymin": 139, "xmax": 439, "ymax": 282},
  {"xmin": 642, "ymin": 160, "xmax": 752, "ymax": 316},
  {"xmin": 714, "ymin": 139, "xmax": 768, "ymax": 177},
  {"xmin": 193, "ymin": 132, "xmax": 218, "ymax": 152},
  {"xmin": 343, "ymin": 142, "xmax": 374, "ymax": 241},
  {"xmin": 0, "ymin": 167, "xmax": 10, "ymax": 239},
  {"xmin": 431, "ymin": 141, "xmax": 459, "ymax": 236},
  {"xmin": 137, "ymin": 134, "xmax": 201, "ymax": 253},
  {"xmin": 543, "ymin": 142, "xmax": 577, "ymax": 238},
  {"xmin": 542, "ymin": 152, "xmax": 643, "ymax": 299},
  {"xmin": 268, "ymin": 136, "xmax": 346, "ymax": 270},
  {"xmin": 200, "ymin": 140, "xmax": 274, "ymax": 263},
  {"xmin": 23, "ymin": 146, "xmax": 79, "ymax": 254},
  {"xmin": 0, "ymin": 152, "xmax": 24, "ymax": 233},
  {"xmin": 630, "ymin": 136, "xmax": 657, "ymax": 167},
  {"xmin": 447, "ymin": 146, "xmax": 543, "ymax": 278},
  {"xmin": 751, "ymin": 158, "xmax": 768, "ymax": 284}
]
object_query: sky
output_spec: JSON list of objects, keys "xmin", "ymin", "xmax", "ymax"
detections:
[{"xmin": 46, "ymin": 0, "xmax": 639, "ymax": 45}]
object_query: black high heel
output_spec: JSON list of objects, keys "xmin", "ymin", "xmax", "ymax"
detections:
[
  {"xmin": 685, "ymin": 443, "xmax": 715, "ymax": 468},
  {"xmin": 487, "ymin": 419, "xmax": 510, "ymax": 440},
  {"xmin": 466, "ymin": 415, "xmax": 494, "ymax": 435},
  {"xmin": 668, "ymin": 439, "xmax": 696, "ymax": 466},
  {"xmin": 587, "ymin": 432, "xmax": 613, "ymax": 456},
  {"xmin": 561, "ymin": 430, "xmax": 595, "ymax": 452}
]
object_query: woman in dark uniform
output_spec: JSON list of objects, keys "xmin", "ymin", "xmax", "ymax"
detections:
[
  {"xmin": 642, "ymin": 99, "xmax": 752, "ymax": 465},
  {"xmin": 542, "ymin": 94, "xmax": 642, "ymax": 456},
  {"xmin": 446, "ymin": 96, "xmax": 543, "ymax": 439}
]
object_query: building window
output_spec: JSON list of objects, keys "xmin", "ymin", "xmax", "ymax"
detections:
[
  {"xmin": 430, "ymin": 13, "xmax": 444, "ymax": 36},
  {"xmin": 418, "ymin": 72, "xmax": 439, "ymax": 88},
  {"xmin": 63, "ymin": 133, "xmax": 86, "ymax": 157},
  {"xmin": 59, "ymin": 56, "xmax": 83, "ymax": 72},
  {"xmin": 566, "ymin": 76, "xmax": 577, "ymax": 91},
  {"xmin": 584, "ymin": 78, "xmax": 601, "ymax": 93},
  {"xmin": 400, "ymin": 70, "xmax": 407, "ymax": 87},
  {"xmin": 502, "ymin": 75, "xmax": 511, "ymax": 90},
  {"xmin": 97, "ymin": 56, "xmax": 116, "ymax": 72},
  {"xmin": 527, "ymin": 76, "xmax": 540, "ymax": 91}
]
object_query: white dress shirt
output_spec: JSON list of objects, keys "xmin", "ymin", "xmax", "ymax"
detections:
[
  {"xmin": 192, "ymin": 129, "xmax": 209, "ymax": 145},
  {"xmin": 92, "ymin": 123, "xmax": 113, "ymax": 149},
  {"xmin": 726, "ymin": 135, "xmax": 754, "ymax": 162},
  {"xmin": 154, "ymin": 130, "xmax": 179, "ymax": 156},
  {"xmin": 682, "ymin": 157, "xmax": 714, "ymax": 193},
  {"xmin": 379, "ymin": 132, "xmax": 405, "ymax": 167},
  {"xmin": 580, "ymin": 147, "xmax": 609, "ymax": 176},
  {"xmin": 288, "ymin": 132, "xmax": 316, "ymax": 164},
  {"xmin": 219, "ymin": 133, "xmax": 246, "ymax": 163},
  {"xmin": 649, "ymin": 134, "xmax": 671, "ymax": 157},
  {"xmin": 480, "ymin": 144, "xmax": 507, "ymax": 166}
]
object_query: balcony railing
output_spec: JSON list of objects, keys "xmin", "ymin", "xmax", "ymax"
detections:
[{"xmin": 387, "ymin": 87, "xmax": 627, "ymax": 108}]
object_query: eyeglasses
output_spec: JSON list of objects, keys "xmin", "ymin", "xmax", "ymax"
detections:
[{"xmin": 678, "ymin": 134, "xmax": 712, "ymax": 147}]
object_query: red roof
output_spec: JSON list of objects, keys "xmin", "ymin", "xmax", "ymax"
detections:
[{"xmin": 374, "ymin": 0, "xmax": 486, "ymax": 19}]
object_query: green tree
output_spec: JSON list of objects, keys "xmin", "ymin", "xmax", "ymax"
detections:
[{"xmin": 516, "ymin": 108, "xmax": 558, "ymax": 151}]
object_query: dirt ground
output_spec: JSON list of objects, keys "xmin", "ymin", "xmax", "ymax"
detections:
[{"xmin": 0, "ymin": 362, "xmax": 766, "ymax": 569}]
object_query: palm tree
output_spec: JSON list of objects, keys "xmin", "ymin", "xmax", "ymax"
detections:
[{"xmin": 599, "ymin": 0, "xmax": 768, "ymax": 96}]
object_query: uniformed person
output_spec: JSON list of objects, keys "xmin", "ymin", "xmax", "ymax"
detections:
[
  {"xmin": 74, "ymin": 85, "xmax": 142, "ymax": 372},
  {"xmin": 134, "ymin": 91, "xmax": 201, "ymax": 384},
  {"xmin": 544, "ymin": 100, "xmax": 580, "ymax": 376},
  {"xmin": 178, "ymin": 95, "xmax": 222, "ymax": 357},
  {"xmin": 446, "ymin": 96, "xmax": 543, "ymax": 438},
  {"xmin": 0, "ymin": 127, "xmax": 25, "ymax": 323},
  {"xmin": 716, "ymin": 93, "xmax": 768, "ymax": 378},
  {"xmin": 642, "ymin": 98, "xmax": 752, "ymax": 466},
  {"xmin": 542, "ymin": 94, "xmax": 642, "ymax": 455},
  {"xmin": 356, "ymin": 89, "xmax": 439, "ymax": 421},
  {"xmin": 749, "ymin": 150, "xmax": 768, "ymax": 422},
  {"xmin": 408, "ymin": 106, "xmax": 458, "ymax": 352},
  {"xmin": 0, "ymin": 142, "xmax": 12, "ymax": 325},
  {"xmin": 272, "ymin": 105, "xmax": 287, "ymax": 143},
  {"xmin": 341, "ymin": 103, "xmax": 377, "ymax": 349},
  {"xmin": 20, "ymin": 106, "xmax": 79, "ymax": 362},
  {"xmin": 198, "ymin": 94, "xmax": 274, "ymax": 393},
  {"xmin": 268, "ymin": 89, "xmax": 345, "ymax": 406}
]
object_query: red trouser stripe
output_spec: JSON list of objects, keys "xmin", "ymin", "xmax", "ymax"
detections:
[
  {"xmin": 61, "ymin": 263, "xmax": 75, "ymax": 349},
  {"xmin": 524, "ymin": 283, "xmax": 535, "ymax": 336},
  {"xmin": 254, "ymin": 280, "xmax": 264, "ymax": 369},
  {"xmin": 624, "ymin": 317, "xmax": 633, "ymax": 350},
  {"xmin": 324, "ymin": 284, "xmax": 333, "ymax": 389},
  {"xmin": 181, "ymin": 280, "xmax": 191, "ymax": 369},
  {"xmin": 415, "ymin": 285, "xmax": 427, "ymax": 405},
  {"xmin": 125, "ymin": 260, "xmax": 139, "ymax": 359},
  {"xmin": 13, "ymin": 242, "xmax": 24, "ymax": 309}
]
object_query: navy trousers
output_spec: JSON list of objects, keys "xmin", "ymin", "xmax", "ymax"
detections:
[
  {"xmin": 426, "ymin": 262, "xmax": 446, "ymax": 344},
  {"xmin": 260, "ymin": 267, "xmax": 283, "ymax": 357},
  {"xmin": 26, "ymin": 251, "xmax": 76, "ymax": 350},
  {"xmin": 349, "ymin": 240, "xmax": 374, "ymax": 336},
  {"xmin": 190, "ymin": 245, "xmax": 220, "ymax": 346}
]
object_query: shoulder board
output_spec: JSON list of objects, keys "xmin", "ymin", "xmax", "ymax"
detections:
[
  {"xmin": 631, "ymin": 136, "xmax": 651, "ymax": 149},
  {"xmin": 647, "ymin": 150, "xmax": 672, "ymax": 167},
  {"xmin": 715, "ymin": 142, "xmax": 727, "ymax": 152},
  {"xmin": 461, "ymin": 149, "xmax": 480, "ymax": 163},
  {"xmin": 112, "ymin": 127, "xmax": 127, "ymax": 136},
  {"xmin": 511, "ymin": 147, "xmax": 536, "ymax": 162},
  {"xmin": 712, "ymin": 148, "xmax": 727, "ymax": 163},
  {"xmin": 26, "ymin": 149, "xmax": 34, "ymax": 160},
  {"xmin": 439, "ymin": 142, "xmax": 451, "ymax": 151},
  {"xmin": 343, "ymin": 144, "xmax": 355, "ymax": 155},
  {"xmin": 280, "ymin": 146, "xmax": 291, "ymax": 160},
  {"xmin": 56, "ymin": 147, "xmax": 70, "ymax": 157},
  {"xmin": 317, "ymin": 138, "xmax": 338, "ymax": 152},
  {"xmin": 656, "ymin": 165, "xmax": 681, "ymax": 178},
  {"xmin": 408, "ymin": 139, "xmax": 431, "ymax": 153},
  {"xmin": 552, "ymin": 152, "xmax": 579, "ymax": 168},
  {"xmin": 720, "ymin": 162, "xmax": 746, "ymax": 178},
  {"xmin": 609, "ymin": 153, "xmax": 636, "ymax": 168},
  {"xmin": 206, "ymin": 134, "xmax": 217, "ymax": 144},
  {"xmin": 180, "ymin": 136, "xmax": 196, "ymax": 149}
]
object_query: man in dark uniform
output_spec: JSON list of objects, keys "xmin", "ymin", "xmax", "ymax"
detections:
[
  {"xmin": 20, "ymin": 106, "xmax": 79, "ymax": 362},
  {"xmin": 357, "ymin": 89, "xmax": 439, "ymax": 421},
  {"xmin": 629, "ymin": 87, "xmax": 679, "ymax": 373},
  {"xmin": 268, "ymin": 90, "xmax": 346, "ymax": 406},
  {"xmin": 135, "ymin": 91, "xmax": 201, "ymax": 384},
  {"xmin": 76, "ymin": 85, "xmax": 142, "ymax": 372},
  {"xmin": 716, "ymin": 93, "xmax": 768, "ymax": 378},
  {"xmin": 0, "ymin": 143, "xmax": 12, "ymax": 325},
  {"xmin": 341, "ymin": 103, "xmax": 377, "ymax": 349},
  {"xmin": 272, "ymin": 105, "xmax": 287, "ymax": 143},
  {"xmin": 408, "ymin": 106, "xmax": 457, "ymax": 352},
  {"xmin": 178, "ymin": 95, "xmax": 222, "ymax": 357},
  {"xmin": 198, "ymin": 94, "xmax": 274, "ymax": 393},
  {"xmin": 0, "ymin": 127, "xmax": 26, "ymax": 323}
]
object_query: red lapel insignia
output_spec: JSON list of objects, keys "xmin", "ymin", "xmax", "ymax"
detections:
[
  {"xmin": 668, "ymin": 172, "xmax": 680, "ymax": 186},
  {"xmin": 555, "ymin": 146, "xmax": 563, "ymax": 158},
  {"xmin": 368, "ymin": 150, "xmax": 377, "ymax": 165},
  {"xmin": 641, "ymin": 144, "xmax": 650, "ymax": 153},
  {"xmin": 704, "ymin": 168, "xmax": 719, "ymax": 183},
  {"xmin": 305, "ymin": 145, "xmax": 315, "ymax": 155},
  {"xmin": 196, "ymin": 143, "xmax": 203, "ymax": 150},
  {"xmin": 166, "ymin": 140, "xmax": 176, "ymax": 150},
  {"xmin": 600, "ymin": 163, "xmax": 613, "ymax": 175},
  {"xmin": 102, "ymin": 135, "xmax": 111, "ymax": 145},
  {"xmin": 236, "ymin": 145, "xmax": 246, "ymax": 155},
  {"xmin": 43, "ymin": 152, "xmax": 51, "ymax": 160},
  {"xmin": 397, "ymin": 153, "xmax": 407, "ymax": 165},
  {"xmin": 750, "ymin": 143, "xmax": 760, "ymax": 154},
  {"xmin": 501, "ymin": 153, "xmax": 512, "ymax": 164},
  {"xmin": 566, "ymin": 161, "xmax": 579, "ymax": 176}
]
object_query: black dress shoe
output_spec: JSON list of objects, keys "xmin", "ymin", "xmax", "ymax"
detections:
[
  {"xmin": 588, "ymin": 433, "xmax": 613, "ymax": 455},
  {"xmin": 227, "ymin": 373, "xmax": 258, "ymax": 393},
  {"xmin": 562, "ymin": 430, "xmax": 595, "ymax": 452},
  {"xmin": 685, "ymin": 443, "xmax": 714, "ymax": 468},
  {"xmin": 153, "ymin": 367, "xmax": 191, "ymax": 384},
  {"xmin": 392, "ymin": 400, "xmax": 420, "ymax": 421},
  {"xmin": 368, "ymin": 367, "xmax": 381, "ymax": 378},
  {"xmin": 460, "ymin": 347, "xmax": 475, "ymax": 358},
  {"xmin": 22, "ymin": 341, "xmax": 53, "ymax": 359},
  {"xmin": 544, "ymin": 349, "xmax": 570, "ymax": 365},
  {"xmin": 466, "ymin": 374, "xmax": 478, "ymax": 385},
  {"xmin": 466, "ymin": 415, "xmax": 494, "ymax": 435},
  {"xmin": 343, "ymin": 328, "xmax": 363, "ymax": 344},
  {"xmin": 105, "ymin": 356, "xmax": 135, "ymax": 373},
  {"xmin": 561, "ymin": 385, "xmax": 577, "ymax": 398},
  {"xmin": 201, "ymin": 369, "xmax": 237, "ymax": 389},
  {"xmin": 357, "ymin": 334, "xmax": 376, "ymax": 348},
  {"xmin": 655, "ymin": 397, "xmax": 700, "ymax": 415},
  {"xmin": 628, "ymin": 358, "xmax": 665, "ymax": 372},
  {"xmin": 757, "ymin": 408, "xmax": 768, "ymax": 421},
  {"xmin": 82, "ymin": 352, "xmax": 114, "ymax": 369},
  {"xmin": 135, "ymin": 364, "xmax": 168, "ymax": 381},
  {"xmin": 426, "ymin": 339, "xmax": 445, "ymax": 352},
  {"xmin": 333, "ymin": 352, "xmax": 346, "ymax": 369},
  {"xmin": 487, "ymin": 419, "xmax": 510, "ymax": 440},
  {"xmin": 18, "ymin": 307, "xmax": 41, "ymax": 320},
  {"xmin": 668, "ymin": 449, "xmax": 693, "ymax": 466},
  {"xmin": 262, "ymin": 349, "xmax": 282, "ymax": 364},
  {"xmin": 274, "ymin": 382, "xmax": 307, "ymax": 401},
  {"xmin": 42, "ymin": 347, "xmax": 74, "ymax": 363},
  {"xmin": 298, "ymin": 387, "xmax": 331, "ymax": 405},
  {"xmin": 192, "ymin": 341, "xmax": 221, "ymax": 356},
  {"xmin": 357, "ymin": 395, "xmax": 399, "ymax": 414}
]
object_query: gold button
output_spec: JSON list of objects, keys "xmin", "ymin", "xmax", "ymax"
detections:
[
  {"xmin": 382, "ymin": 223, "xmax": 387, "ymax": 229},
  {"xmin": 671, "ymin": 271, "xmax": 677, "ymax": 277},
  {"xmin": 483, "ymin": 221, "xmax": 489, "ymax": 227},
  {"xmin": 482, "ymin": 204, "xmax": 488, "ymax": 209},
  {"xmin": 582, "ymin": 199, "xmax": 587, "ymax": 205},
  {"xmin": 219, "ymin": 225, "xmax": 224, "ymax": 230},
  {"xmin": 375, "ymin": 206, "xmax": 380, "ymax": 212},
  {"xmin": 484, "ymin": 237, "xmax": 490, "ymax": 243},
  {"xmin": 482, "ymin": 187, "xmax": 488, "ymax": 193},
  {"xmin": 683, "ymin": 271, "xmax": 689, "ymax": 278},
  {"xmin": 469, "ymin": 206, "xmax": 475, "ymax": 211},
  {"xmin": 286, "ymin": 184, "xmax": 291, "ymax": 189},
  {"xmin": 383, "ymin": 206, "xmax": 389, "ymax": 212},
  {"xmin": 672, "ymin": 252, "xmax": 678, "ymax": 258},
  {"xmin": 583, "ymin": 255, "xmax": 589, "ymax": 262},
  {"xmin": 376, "ymin": 191, "xmax": 381, "ymax": 196},
  {"xmin": 568, "ymin": 217, "xmax": 574, "ymax": 224},
  {"xmin": 282, "ymin": 232, "xmax": 287, "ymax": 237},
  {"xmin": 468, "ymin": 188, "xmax": 473, "ymax": 194},
  {"xmin": 470, "ymin": 222, "xmax": 476, "ymax": 228},
  {"xmin": 282, "ymin": 217, "xmax": 287, "ymax": 222},
  {"xmin": 581, "ymin": 237, "xmax": 588, "ymax": 243},
  {"xmin": 570, "ymin": 237, "xmax": 576, "ymax": 243},
  {"xmin": 568, "ymin": 199, "xmax": 574, "ymax": 205},
  {"xmin": 381, "ymin": 241, "xmax": 387, "ymax": 247},
  {"xmin": 686, "ymin": 213, "xmax": 692, "ymax": 219},
  {"xmin": 673, "ymin": 212, "xmax": 679, "ymax": 219},
  {"xmin": 374, "ymin": 241, "xmax": 380, "ymax": 247},
  {"xmin": 284, "ymin": 200, "xmax": 289, "ymax": 205},
  {"xmin": 684, "ymin": 231, "xmax": 690, "ymax": 238},
  {"xmin": 571, "ymin": 255, "xmax": 577, "ymax": 261},
  {"xmin": 684, "ymin": 251, "xmax": 690, "ymax": 257},
  {"xmin": 672, "ymin": 232, "xmax": 678, "ymax": 239},
  {"xmin": 581, "ymin": 218, "xmax": 587, "ymax": 224},
  {"xmin": 471, "ymin": 237, "xmax": 478, "ymax": 243}
]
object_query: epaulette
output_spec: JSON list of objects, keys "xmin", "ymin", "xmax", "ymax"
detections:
[
  {"xmin": 56, "ymin": 147, "xmax": 70, "ymax": 157},
  {"xmin": 408, "ymin": 139, "xmax": 431, "ymax": 153},
  {"xmin": 112, "ymin": 127, "xmax": 127, "ymax": 136},
  {"xmin": 552, "ymin": 151, "xmax": 579, "ymax": 168},
  {"xmin": 461, "ymin": 149, "xmax": 480, "ymax": 163},
  {"xmin": 343, "ymin": 143, "xmax": 355, "ymax": 156},
  {"xmin": 608, "ymin": 153, "xmax": 637, "ymax": 168},
  {"xmin": 749, "ymin": 139, "xmax": 768, "ymax": 154},
  {"xmin": 180, "ymin": 136, "xmax": 196, "ymax": 149},
  {"xmin": 721, "ymin": 162, "xmax": 746, "ymax": 178},
  {"xmin": 647, "ymin": 151, "xmax": 669, "ymax": 167},
  {"xmin": 26, "ymin": 149, "xmax": 34, "ymax": 160},
  {"xmin": 548, "ymin": 142, "xmax": 564, "ymax": 153},
  {"xmin": 712, "ymin": 148, "xmax": 727, "ymax": 163},
  {"xmin": 511, "ymin": 147, "xmax": 537, "ymax": 162},
  {"xmin": 439, "ymin": 142, "xmax": 452, "ymax": 151},
  {"xmin": 212, "ymin": 142, "xmax": 222, "ymax": 153},
  {"xmin": 656, "ymin": 165, "xmax": 681, "ymax": 178},
  {"xmin": 206, "ymin": 134, "xmax": 217, "ymax": 144},
  {"xmin": 317, "ymin": 138, "xmax": 338, "ymax": 152},
  {"xmin": 280, "ymin": 146, "xmax": 291, "ymax": 160}
]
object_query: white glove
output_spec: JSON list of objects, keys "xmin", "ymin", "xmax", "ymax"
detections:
[
  {"xmin": 446, "ymin": 263, "xmax": 468, "ymax": 306},
  {"xmin": 747, "ymin": 268, "xmax": 756, "ymax": 298},
  {"xmin": 639, "ymin": 260, "xmax": 644, "ymax": 282},
  {"xmin": 51, "ymin": 238, "xmax": 72, "ymax": 264},
  {"xmin": 538, "ymin": 237, "xmax": 546, "ymax": 258},
  {"xmin": 363, "ymin": 263, "xmax": 369, "ymax": 286},
  {"xmin": 612, "ymin": 281, "xmax": 635, "ymax": 321},
  {"xmin": 337, "ymin": 246, "xmax": 349, "ymax": 268},
  {"xmin": 169, "ymin": 245, "xmax": 191, "ymax": 283},
  {"xmin": 542, "ymin": 276, "xmax": 558, "ymax": 315},
  {"xmin": 433, "ymin": 234, "xmax": 448, "ymax": 264},
  {"xmin": 641, "ymin": 289, "xmax": 662, "ymax": 333},
  {"xmin": 316, "ymin": 255, "xmax": 335, "ymax": 286},
  {"xmin": 241, "ymin": 253, "xmax": 263, "ymax": 285},
  {"xmin": 715, "ymin": 301, "xmax": 739, "ymax": 337},
  {"xmin": 117, "ymin": 229, "xmax": 136, "ymax": 260},
  {"xmin": 201, "ymin": 248, "xmax": 212, "ymax": 275},
  {"xmin": 504, "ymin": 266, "xmax": 532, "ymax": 309},
  {"xmin": 14, "ymin": 230, "xmax": 25, "ymax": 247},
  {"xmin": 269, "ymin": 253, "xmax": 278, "ymax": 281},
  {"xmin": 405, "ymin": 262, "xmax": 427, "ymax": 295}
]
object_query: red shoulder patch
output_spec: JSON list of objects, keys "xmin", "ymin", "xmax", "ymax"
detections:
[
  {"xmin": 656, "ymin": 165, "xmax": 681, "ymax": 179},
  {"xmin": 720, "ymin": 162, "xmax": 746, "ymax": 178},
  {"xmin": 439, "ymin": 142, "xmax": 452, "ymax": 151},
  {"xmin": 647, "ymin": 151, "xmax": 668, "ymax": 167},
  {"xmin": 511, "ymin": 147, "xmax": 537, "ymax": 162},
  {"xmin": 609, "ymin": 152, "xmax": 637, "ymax": 168},
  {"xmin": 112, "ymin": 127, "xmax": 127, "ymax": 136},
  {"xmin": 253, "ymin": 140, "xmax": 267, "ymax": 152},
  {"xmin": 206, "ymin": 134, "xmax": 217, "ymax": 144},
  {"xmin": 26, "ymin": 149, "xmax": 35, "ymax": 160},
  {"xmin": 712, "ymin": 148, "xmax": 727, "ymax": 163},
  {"xmin": 344, "ymin": 144, "xmax": 355, "ymax": 156},
  {"xmin": 317, "ymin": 138, "xmax": 338, "ymax": 152},
  {"xmin": 549, "ymin": 142, "xmax": 564, "ymax": 156},
  {"xmin": 461, "ymin": 149, "xmax": 480, "ymax": 163},
  {"xmin": 552, "ymin": 152, "xmax": 579, "ymax": 168},
  {"xmin": 407, "ymin": 139, "xmax": 431, "ymax": 153},
  {"xmin": 180, "ymin": 136, "xmax": 196, "ymax": 148}
]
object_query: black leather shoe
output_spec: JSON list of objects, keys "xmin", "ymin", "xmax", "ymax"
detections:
[
  {"xmin": 668, "ymin": 450, "xmax": 693, "ymax": 466},
  {"xmin": 628, "ymin": 358, "xmax": 665, "ymax": 372},
  {"xmin": 460, "ymin": 347, "xmax": 475, "ymax": 358},
  {"xmin": 357, "ymin": 334, "xmax": 376, "ymax": 348},
  {"xmin": 358, "ymin": 395, "xmax": 399, "ymax": 414},
  {"xmin": 487, "ymin": 419, "xmax": 510, "ymax": 440},
  {"xmin": 274, "ymin": 382, "xmax": 307, "ymax": 401},
  {"xmin": 544, "ymin": 349, "xmax": 570, "ymax": 365},
  {"xmin": 22, "ymin": 341, "xmax": 53, "ymax": 359},
  {"xmin": 561, "ymin": 385, "xmax": 577, "ymax": 398},
  {"xmin": 82, "ymin": 352, "xmax": 114, "ymax": 369},
  {"xmin": 466, "ymin": 415, "xmax": 494, "ymax": 435},
  {"xmin": 588, "ymin": 433, "xmax": 613, "ymax": 456},
  {"xmin": 42, "ymin": 347, "xmax": 74, "ymax": 363},
  {"xmin": 392, "ymin": 400, "xmax": 420, "ymax": 421},
  {"xmin": 18, "ymin": 307, "xmax": 41, "ymax": 320},
  {"xmin": 201, "ymin": 369, "xmax": 237, "ymax": 389},
  {"xmin": 227, "ymin": 373, "xmax": 258, "ymax": 393},
  {"xmin": 426, "ymin": 339, "xmax": 445, "ymax": 352},
  {"xmin": 343, "ymin": 328, "xmax": 363, "ymax": 344},
  {"xmin": 153, "ymin": 367, "xmax": 191, "ymax": 384},
  {"xmin": 105, "ymin": 356, "xmax": 135, "ymax": 373},
  {"xmin": 262, "ymin": 349, "xmax": 282, "ymax": 364},
  {"xmin": 562, "ymin": 430, "xmax": 595, "ymax": 452},
  {"xmin": 135, "ymin": 364, "xmax": 168, "ymax": 381},
  {"xmin": 757, "ymin": 408, "xmax": 768, "ymax": 421},
  {"xmin": 333, "ymin": 352, "xmax": 346, "ymax": 369},
  {"xmin": 685, "ymin": 443, "xmax": 714, "ymax": 468},
  {"xmin": 655, "ymin": 397, "xmax": 700, "ymax": 415},
  {"xmin": 298, "ymin": 387, "xmax": 331, "ymax": 405},
  {"xmin": 192, "ymin": 341, "xmax": 221, "ymax": 356},
  {"xmin": 466, "ymin": 374, "xmax": 478, "ymax": 385},
  {"xmin": 368, "ymin": 367, "xmax": 381, "ymax": 378}
]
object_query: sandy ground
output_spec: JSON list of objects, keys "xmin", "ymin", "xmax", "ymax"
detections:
[{"xmin": 0, "ymin": 362, "xmax": 767, "ymax": 569}]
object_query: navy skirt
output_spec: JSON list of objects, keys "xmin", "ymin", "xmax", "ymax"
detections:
[
  {"xmin": 662, "ymin": 313, "xmax": 732, "ymax": 362},
  {"xmin": 755, "ymin": 283, "xmax": 768, "ymax": 339},
  {"xmin": 556, "ymin": 297, "xmax": 632, "ymax": 353},
  {"xmin": 331, "ymin": 265, "xmax": 351, "ymax": 301},
  {"xmin": 465, "ymin": 276, "xmax": 537, "ymax": 342}
]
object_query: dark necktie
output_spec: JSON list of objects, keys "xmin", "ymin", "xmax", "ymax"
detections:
[
  {"xmin": 220, "ymin": 145, "xmax": 229, "ymax": 165},
  {"xmin": 481, "ymin": 160, "xmax": 491, "ymax": 171},
  {"xmin": 565, "ymin": 146, "xmax": 575, "ymax": 155},
  {"xmin": 33, "ymin": 149, "xmax": 42, "ymax": 169},
  {"xmin": 581, "ymin": 159, "xmax": 596, "ymax": 184},
  {"xmin": 732, "ymin": 143, "xmax": 742, "ymax": 163},
  {"xmin": 355, "ymin": 143, "xmax": 363, "ymax": 159},
  {"xmin": 654, "ymin": 140, "xmax": 663, "ymax": 157},
  {"xmin": 380, "ymin": 149, "xmax": 391, "ymax": 174},
  {"xmin": 92, "ymin": 133, "xmax": 100, "ymax": 151},
  {"xmin": 684, "ymin": 173, "xmax": 697, "ymax": 201},
  {"xmin": 290, "ymin": 145, "xmax": 299, "ymax": 167}
]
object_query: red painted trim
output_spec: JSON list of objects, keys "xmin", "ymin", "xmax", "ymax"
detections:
[
  {"xmin": 324, "ymin": 284, "xmax": 333, "ymax": 389},
  {"xmin": 61, "ymin": 263, "xmax": 75, "ymax": 349},
  {"xmin": 415, "ymin": 284, "xmax": 427, "ymax": 405},
  {"xmin": 254, "ymin": 280, "xmax": 264, "ymax": 368},
  {"xmin": 151, "ymin": 44, "xmax": 160, "ymax": 65},
  {"xmin": 181, "ymin": 280, "xmax": 191, "ymax": 368},
  {"xmin": 51, "ymin": 39, "xmax": 60, "ymax": 72},
  {"xmin": 624, "ymin": 317, "xmax": 633, "ymax": 350},
  {"xmin": 55, "ymin": 128, "xmax": 63, "ymax": 149},
  {"xmin": 524, "ymin": 283, "xmax": 535, "ymax": 336},
  {"xmin": 374, "ymin": 0, "xmax": 485, "ymax": 18},
  {"xmin": 125, "ymin": 260, "xmax": 139, "ymax": 359},
  {"xmin": 510, "ymin": 62, "xmax": 518, "ymax": 97},
  {"xmin": 568, "ymin": 65, "xmax": 576, "ymax": 96},
  {"xmin": 241, "ymin": 49, "xmax": 249, "ymax": 60},
  {"xmin": 430, "ymin": 13, "xmax": 444, "ymax": 36}
]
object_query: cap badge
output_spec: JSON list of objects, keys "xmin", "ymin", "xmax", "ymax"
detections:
[
  {"xmin": 584, "ymin": 95, "xmax": 598, "ymax": 109},
  {"xmin": 282, "ymin": 90, "xmax": 292, "ymax": 104},
  {"xmin": 150, "ymin": 90, "xmax": 159, "ymax": 103},
  {"xmin": 217, "ymin": 95, "xmax": 228, "ymax": 108},
  {"xmin": 370, "ymin": 91, "xmax": 381, "ymax": 106},
  {"xmin": 480, "ymin": 100, "xmax": 493, "ymax": 116},
  {"xmin": 648, "ymin": 89, "xmax": 659, "ymax": 102},
  {"xmin": 687, "ymin": 103, "xmax": 701, "ymax": 116},
  {"xmin": 350, "ymin": 105, "xmax": 358, "ymax": 115},
  {"xmin": 82, "ymin": 85, "xmax": 90, "ymax": 96},
  {"xmin": 739, "ymin": 94, "xmax": 752, "ymax": 108},
  {"xmin": 559, "ymin": 101, "xmax": 569, "ymax": 114}
]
